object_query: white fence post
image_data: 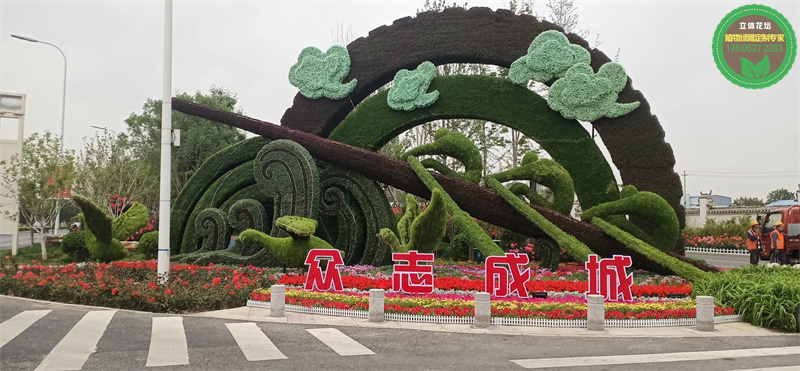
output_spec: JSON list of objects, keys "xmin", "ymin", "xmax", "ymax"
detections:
[
  {"xmin": 270, "ymin": 284, "xmax": 285, "ymax": 317},
  {"xmin": 474, "ymin": 292, "xmax": 491, "ymax": 328},
  {"xmin": 587, "ymin": 294, "xmax": 605, "ymax": 331},
  {"xmin": 696, "ymin": 296, "xmax": 714, "ymax": 331},
  {"xmin": 369, "ymin": 289, "xmax": 385, "ymax": 322}
]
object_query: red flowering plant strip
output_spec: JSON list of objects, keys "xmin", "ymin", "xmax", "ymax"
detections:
[{"xmin": 684, "ymin": 235, "xmax": 746, "ymax": 251}]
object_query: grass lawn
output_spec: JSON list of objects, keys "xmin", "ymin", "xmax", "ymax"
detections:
[{"xmin": 1, "ymin": 243, "xmax": 74, "ymax": 265}]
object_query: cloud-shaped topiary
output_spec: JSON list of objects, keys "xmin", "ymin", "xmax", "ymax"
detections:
[
  {"xmin": 289, "ymin": 45, "xmax": 357, "ymax": 100},
  {"xmin": 387, "ymin": 61, "xmax": 439, "ymax": 111},
  {"xmin": 547, "ymin": 62, "xmax": 641, "ymax": 121},
  {"xmin": 509, "ymin": 30, "xmax": 591, "ymax": 84}
]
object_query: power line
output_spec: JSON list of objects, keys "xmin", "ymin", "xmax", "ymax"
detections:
[
  {"xmin": 686, "ymin": 173, "xmax": 800, "ymax": 179},
  {"xmin": 685, "ymin": 169, "xmax": 800, "ymax": 174}
]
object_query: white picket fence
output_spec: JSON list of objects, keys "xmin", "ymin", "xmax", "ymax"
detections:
[
  {"xmin": 246, "ymin": 300, "xmax": 742, "ymax": 328},
  {"xmin": 685, "ymin": 246, "xmax": 748, "ymax": 255}
]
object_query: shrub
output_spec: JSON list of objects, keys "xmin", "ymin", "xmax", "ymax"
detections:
[
  {"xmin": 451, "ymin": 233, "xmax": 472, "ymax": 261},
  {"xmin": 111, "ymin": 202, "xmax": 150, "ymax": 241},
  {"xmin": 694, "ymin": 265, "xmax": 800, "ymax": 332},
  {"xmin": 684, "ymin": 216, "xmax": 752, "ymax": 238},
  {"xmin": 61, "ymin": 231, "xmax": 90, "ymax": 261},
  {"xmin": 138, "ymin": 232, "xmax": 159, "ymax": 259}
]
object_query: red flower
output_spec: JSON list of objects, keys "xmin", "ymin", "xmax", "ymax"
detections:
[
  {"xmin": 149, "ymin": 297, "xmax": 156, "ymax": 302},
  {"xmin": 112, "ymin": 289, "xmax": 119, "ymax": 295},
  {"xmin": 212, "ymin": 277, "xmax": 222, "ymax": 286}
]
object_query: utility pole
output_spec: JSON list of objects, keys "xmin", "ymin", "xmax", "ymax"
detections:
[{"xmin": 682, "ymin": 170, "xmax": 688, "ymax": 208}]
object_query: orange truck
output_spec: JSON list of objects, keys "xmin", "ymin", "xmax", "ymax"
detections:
[{"xmin": 757, "ymin": 205, "xmax": 800, "ymax": 264}]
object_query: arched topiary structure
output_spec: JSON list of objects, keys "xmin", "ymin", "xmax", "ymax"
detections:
[{"xmin": 280, "ymin": 7, "xmax": 685, "ymax": 243}]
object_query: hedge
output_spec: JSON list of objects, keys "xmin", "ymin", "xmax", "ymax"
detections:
[
  {"xmin": 408, "ymin": 156, "xmax": 504, "ymax": 257},
  {"xmin": 61, "ymin": 231, "xmax": 90, "ymax": 261},
  {"xmin": 138, "ymin": 231, "xmax": 159, "ymax": 259},
  {"xmin": 329, "ymin": 75, "xmax": 619, "ymax": 211},
  {"xmin": 591, "ymin": 217, "xmax": 709, "ymax": 282},
  {"xmin": 486, "ymin": 177, "xmax": 592, "ymax": 262}
]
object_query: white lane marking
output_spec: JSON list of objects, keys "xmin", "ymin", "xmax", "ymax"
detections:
[
  {"xmin": 226, "ymin": 322, "xmax": 287, "ymax": 361},
  {"xmin": 733, "ymin": 367, "xmax": 800, "ymax": 371},
  {"xmin": 35, "ymin": 310, "xmax": 116, "ymax": 371},
  {"xmin": 146, "ymin": 317, "xmax": 189, "ymax": 367},
  {"xmin": 511, "ymin": 346, "xmax": 800, "ymax": 369},
  {"xmin": 0, "ymin": 310, "xmax": 51, "ymax": 348},
  {"xmin": 306, "ymin": 328, "xmax": 375, "ymax": 356}
]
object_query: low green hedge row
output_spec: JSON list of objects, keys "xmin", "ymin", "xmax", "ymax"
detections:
[{"xmin": 694, "ymin": 265, "xmax": 799, "ymax": 332}]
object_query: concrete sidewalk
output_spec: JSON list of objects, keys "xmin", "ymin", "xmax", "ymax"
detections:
[{"xmin": 190, "ymin": 306, "xmax": 789, "ymax": 338}]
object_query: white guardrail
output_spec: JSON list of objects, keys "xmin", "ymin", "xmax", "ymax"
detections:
[
  {"xmin": 685, "ymin": 246, "xmax": 749, "ymax": 255},
  {"xmin": 246, "ymin": 300, "xmax": 742, "ymax": 328}
]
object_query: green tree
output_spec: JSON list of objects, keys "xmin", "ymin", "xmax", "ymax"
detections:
[
  {"xmin": 74, "ymin": 131, "xmax": 157, "ymax": 218},
  {"xmin": 123, "ymin": 86, "xmax": 247, "ymax": 210},
  {"xmin": 0, "ymin": 131, "xmax": 75, "ymax": 259},
  {"xmin": 731, "ymin": 196, "xmax": 765, "ymax": 207},
  {"xmin": 766, "ymin": 188, "xmax": 796, "ymax": 204}
]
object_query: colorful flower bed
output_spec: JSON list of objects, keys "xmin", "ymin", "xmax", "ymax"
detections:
[
  {"xmin": 684, "ymin": 235, "xmax": 746, "ymax": 251},
  {"xmin": 251, "ymin": 288, "xmax": 734, "ymax": 319}
]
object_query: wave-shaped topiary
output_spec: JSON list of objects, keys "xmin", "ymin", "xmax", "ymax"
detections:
[
  {"xmin": 195, "ymin": 208, "xmax": 231, "ymax": 252},
  {"xmin": 227, "ymin": 199, "xmax": 267, "ymax": 234}
]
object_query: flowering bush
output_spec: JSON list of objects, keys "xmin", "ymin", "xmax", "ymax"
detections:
[
  {"xmin": 684, "ymin": 235, "xmax": 746, "ymax": 250},
  {"xmin": 128, "ymin": 217, "xmax": 157, "ymax": 242}
]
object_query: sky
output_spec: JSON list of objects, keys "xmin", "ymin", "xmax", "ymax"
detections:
[{"xmin": 1, "ymin": 0, "xmax": 798, "ymax": 202}]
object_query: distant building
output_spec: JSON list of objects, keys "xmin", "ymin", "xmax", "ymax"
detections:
[
  {"xmin": 766, "ymin": 200, "xmax": 799, "ymax": 206},
  {"xmin": 681, "ymin": 194, "xmax": 732, "ymax": 208}
]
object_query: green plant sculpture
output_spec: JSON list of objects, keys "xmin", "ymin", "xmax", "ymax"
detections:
[
  {"xmin": 509, "ymin": 30, "xmax": 591, "ymax": 84},
  {"xmin": 235, "ymin": 215, "xmax": 338, "ymax": 268},
  {"xmin": 387, "ymin": 61, "xmax": 439, "ymax": 111},
  {"xmin": 289, "ymin": 45, "xmax": 357, "ymax": 100},
  {"xmin": 489, "ymin": 152, "xmax": 575, "ymax": 214},
  {"xmin": 547, "ymin": 62, "xmax": 641, "ymax": 121},
  {"xmin": 111, "ymin": 202, "xmax": 149, "ymax": 241},
  {"xmin": 402, "ymin": 128, "xmax": 483, "ymax": 184},
  {"xmin": 71, "ymin": 194, "xmax": 127, "ymax": 262},
  {"xmin": 377, "ymin": 189, "xmax": 447, "ymax": 254}
]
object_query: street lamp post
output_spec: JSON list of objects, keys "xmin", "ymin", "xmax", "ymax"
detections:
[
  {"xmin": 12, "ymin": 34, "xmax": 68, "ymax": 236},
  {"xmin": 90, "ymin": 125, "xmax": 118, "ymax": 136}
]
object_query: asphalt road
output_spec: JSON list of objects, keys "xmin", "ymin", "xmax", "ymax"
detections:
[
  {"xmin": 1, "ymin": 296, "xmax": 799, "ymax": 370},
  {"xmin": 684, "ymin": 251, "xmax": 751, "ymax": 268}
]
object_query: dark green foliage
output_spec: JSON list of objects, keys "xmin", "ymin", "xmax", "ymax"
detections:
[
  {"xmin": 489, "ymin": 153, "xmax": 575, "ymax": 214},
  {"xmin": 329, "ymin": 75, "xmax": 620, "ymax": 211},
  {"xmin": 581, "ymin": 185, "xmax": 680, "ymax": 251},
  {"xmin": 408, "ymin": 156, "xmax": 504, "ymax": 256},
  {"xmin": 499, "ymin": 228, "xmax": 529, "ymax": 251},
  {"xmin": 72, "ymin": 194, "xmax": 126, "ymax": 262},
  {"xmin": 378, "ymin": 189, "xmax": 447, "ymax": 254},
  {"xmin": 451, "ymin": 233, "xmax": 472, "ymax": 261},
  {"xmin": 171, "ymin": 136, "xmax": 269, "ymax": 254},
  {"xmin": 732, "ymin": 196, "xmax": 765, "ymax": 207},
  {"xmin": 766, "ymin": 188, "xmax": 795, "ymax": 204},
  {"xmin": 694, "ymin": 265, "xmax": 799, "ymax": 332},
  {"xmin": 254, "ymin": 140, "xmax": 320, "ymax": 236},
  {"xmin": 319, "ymin": 166, "xmax": 396, "ymax": 266},
  {"xmin": 534, "ymin": 238, "xmax": 560, "ymax": 271},
  {"xmin": 508, "ymin": 182, "xmax": 550, "ymax": 211},
  {"xmin": 195, "ymin": 208, "xmax": 231, "ymax": 252},
  {"xmin": 592, "ymin": 217, "xmax": 709, "ymax": 282},
  {"xmin": 227, "ymin": 199, "xmax": 267, "ymax": 233},
  {"xmin": 398, "ymin": 194, "xmax": 421, "ymax": 246},
  {"xmin": 402, "ymin": 128, "xmax": 482, "ymax": 184},
  {"xmin": 111, "ymin": 202, "xmax": 150, "ymax": 241},
  {"xmin": 684, "ymin": 216, "xmax": 752, "ymax": 238},
  {"xmin": 487, "ymin": 177, "xmax": 593, "ymax": 262},
  {"xmin": 138, "ymin": 231, "xmax": 159, "ymax": 259},
  {"xmin": 61, "ymin": 231, "xmax": 90, "ymax": 261}
]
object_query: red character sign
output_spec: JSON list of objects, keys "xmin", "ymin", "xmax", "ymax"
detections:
[
  {"xmin": 304, "ymin": 249, "xmax": 344, "ymax": 291},
  {"xmin": 485, "ymin": 253, "xmax": 530, "ymax": 298},
  {"xmin": 585, "ymin": 254, "xmax": 633, "ymax": 301},
  {"xmin": 392, "ymin": 251, "xmax": 435, "ymax": 294}
]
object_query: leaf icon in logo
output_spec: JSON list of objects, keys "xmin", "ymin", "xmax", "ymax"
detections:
[
  {"xmin": 753, "ymin": 54, "xmax": 770, "ymax": 77},
  {"xmin": 740, "ymin": 57, "xmax": 757, "ymax": 78}
]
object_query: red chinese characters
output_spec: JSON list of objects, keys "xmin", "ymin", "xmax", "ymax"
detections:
[
  {"xmin": 392, "ymin": 251, "xmax": 435, "ymax": 294},
  {"xmin": 585, "ymin": 254, "xmax": 633, "ymax": 301},
  {"xmin": 485, "ymin": 253, "xmax": 530, "ymax": 297},
  {"xmin": 304, "ymin": 249, "xmax": 344, "ymax": 291}
]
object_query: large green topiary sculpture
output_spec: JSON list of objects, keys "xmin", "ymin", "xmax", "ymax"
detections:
[
  {"xmin": 402, "ymin": 128, "xmax": 483, "ymax": 184},
  {"xmin": 289, "ymin": 45, "xmax": 357, "ymax": 100},
  {"xmin": 488, "ymin": 152, "xmax": 575, "ymax": 215},
  {"xmin": 71, "ymin": 194, "xmax": 127, "ymax": 262},
  {"xmin": 377, "ymin": 188, "xmax": 447, "ymax": 254},
  {"xmin": 547, "ymin": 62, "xmax": 641, "ymax": 121},
  {"xmin": 235, "ymin": 215, "xmax": 339, "ymax": 268},
  {"xmin": 195, "ymin": 208, "xmax": 231, "ymax": 251},
  {"xmin": 581, "ymin": 185, "xmax": 679, "ymax": 252}
]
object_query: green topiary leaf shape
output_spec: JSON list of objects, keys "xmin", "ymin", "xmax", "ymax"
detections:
[
  {"xmin": 377, "ymin": 189, "xmax": 447, "ymax": 254},
  {"xmin": 387, "ymin": 61, "xmax": 440, "ymax": 111},
  {"xmin": 509, "ymin": 30, "xmax": 591, "ymax": 85},
  {"xmin": 71, "ymin": 194, "xmax": 126, "ymax": 262},
  {"xmin": 289, "ymin": 45, "xmax": 357, "ymax": 100},
  {"xmin": 488, "ymin": 154, "xmax": 576, "ymax": 215},
  {"xmin": 402, "ymin": 128, "xmax": 483, "ymax": 184},
  {"xmin": 547, "ymin": 62, "xmax": 641, "ymax": 121},
  {"xmin": 111, "ymin": 202, "xmax": 149, "ymax": 241},
  {"xmin": 397, "ymin": 194, "xmax": 421, "ymax": 246}
]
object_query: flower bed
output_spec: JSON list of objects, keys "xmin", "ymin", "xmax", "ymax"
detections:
[
  {"xmin": 251, "ymin": 288, "xmax": 734, "ymax": 320},
  {"xmin": 684, "ymin": 235, "xmax": 746, "ymax": 251}
]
